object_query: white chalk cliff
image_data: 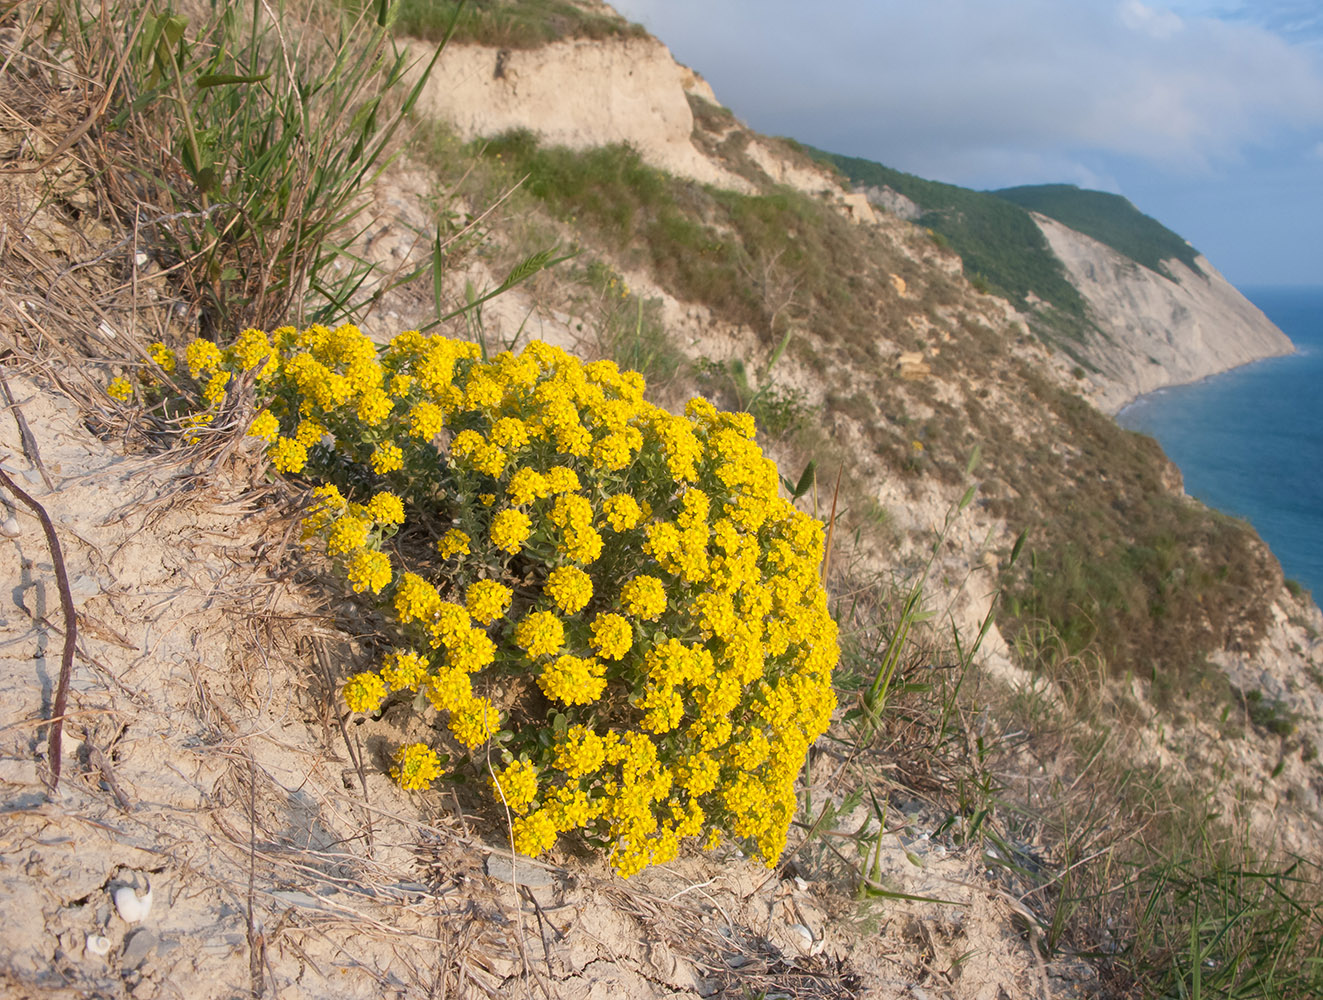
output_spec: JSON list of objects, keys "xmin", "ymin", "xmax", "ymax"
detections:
[{"xmin": 1031, "ymin": 213, "xmax": 1295, "ymax": 412}]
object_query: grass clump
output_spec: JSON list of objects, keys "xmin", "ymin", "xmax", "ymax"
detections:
[
  {"xmin": 567, "ymin": 261, "xmax": 684, "ymax": 389},
  {"xmin": 468, "ymin": 129, "xmax": 916, "ymax": 360},
  {"xmin": 389, "ymin": 0, "xmax": 647, "ymax": 48},
  {"xmin": 122, "ymin": 326, "xmax": 839, "ymax": 878},
  {"xmin": 72, "ymin": 0, "xmax": 446, "ymax": 334}
]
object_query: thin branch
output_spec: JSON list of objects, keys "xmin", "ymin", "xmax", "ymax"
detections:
[{"xmin": 0, "ymin": 465, "xmax": 77, "ymax": 794}]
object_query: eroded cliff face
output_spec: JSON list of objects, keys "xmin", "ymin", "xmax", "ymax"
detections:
[
  {"xmin": 1032, "ymin": 213, "xmax": 1295, "ymax": 412},
  {"xmin": 410, "ymin": 35, "xmax": 750, "ymax": 191}
]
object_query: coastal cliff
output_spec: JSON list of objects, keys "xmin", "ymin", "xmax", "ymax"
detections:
[
  {"xmin": 1032, "ymin": 212, "xmax": 1294, "ymax": 411},
  {"xmin": 3, "ymin": 3, "xmax": 1322, "ymax": 998}
]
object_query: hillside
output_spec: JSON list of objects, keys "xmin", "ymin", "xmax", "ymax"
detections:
[
  {"xmin": 1, "ymin": 2, "xmax": 1321, "ymax": 998},
  {"xmin": 815, "ymin": 150, "xmax": 1294, "ymax": 410},
  {"xmin": 807, "ymin": 149, "xmax": 1090, "ymax": 319},
  {"xmin": 994, "ymin": 183, "xmax": 1204, "ymax": 276}
]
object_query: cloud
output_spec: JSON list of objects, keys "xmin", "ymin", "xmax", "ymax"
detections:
[
  {"xmin": 610, "ymin": 0, "xmax": 1323, "ymax": 187},
  {"xmin": 1120, "ymin": 0, "xmax": 1185, "ymax": 38}
]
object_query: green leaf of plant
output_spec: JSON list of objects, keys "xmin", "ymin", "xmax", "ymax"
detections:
[
  {"xmin": 1009, "ymin": 528, "xmax": 1028, "ymax": 567},
  {"xmin": 792, "ymin": 460, "xmax": 816, "ymax": 500}
]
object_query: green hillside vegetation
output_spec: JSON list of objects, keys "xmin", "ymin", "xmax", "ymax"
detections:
[
  {"xmin": 994, "ymin": 183, "xmax": 1204, "ymax": 277},
  {"xmin": 807, "ymin": 148, "xmax": 1089, "ymax": 321},
  {"xmin": 390, "ymin": 0, "xmax": 646, "ymax": 47},
  {"xmin": 435, "ymin": 127, "xmax": 1276, "ymax": 696},
  {"xmin": 465, "ymin": 129, "xmax": 922, "ymax": 352}
]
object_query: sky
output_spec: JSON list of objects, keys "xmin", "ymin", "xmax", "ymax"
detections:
[{"xmin": 608, "ymin": 0, "xmax": 1323, "ymax": 287}]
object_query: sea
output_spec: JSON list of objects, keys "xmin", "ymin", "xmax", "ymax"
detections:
[{"xmin": 1117, "ymin": 285, "xmax": 1323, "ymax": 598}]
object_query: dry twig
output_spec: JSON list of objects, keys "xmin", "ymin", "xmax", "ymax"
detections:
[{"xmin": 0, "ymin": 462, "xmax": 77, "ymax": 793}]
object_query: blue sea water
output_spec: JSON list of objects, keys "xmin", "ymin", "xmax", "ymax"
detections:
[{"xmin": 1117, "ymin": 286, "xmax": 1323, "ymax": 598}]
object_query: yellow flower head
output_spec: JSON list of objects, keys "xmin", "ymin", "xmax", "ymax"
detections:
[
  {"xmin": 601, "ymin": 494, "xmax": 642, "ymax": 532},
  {"xmin": 490, "ymin": 760, "xmax": 539, "ymax": 814},
  {"xmin": 380, "ymin": 651, "xmax": 429, "ymax": 691},
  {"xmin": 515, "ymin": 611, "xmax": 565, "ymax": 658},
  {"xmin": 544, "ymin": 566, "xmax": 593, "ymax": 615},
  {"xmin": 436, "ymin": 528, "xmax": 470, "ymax": 559},
  {"xmin": 269, "ymin": 436, "xmax": 308, "ymax": 474},
  {"xmin": 553, "ymin": 724, "xmax": 606, "ymax": 778},
  {"xmin": 366, "ymin": 491, "xmax": 405, "ymax": 526},
  {"xmin": 621, "ymin": 575, "xmax": 666, "ymax": 620},
  {"xmin": 149, "ymin": 342, "xmax": 177, "ymax": 373},
  {"xmin": 343, "ymin": 671, "xmax": 387, "ymax": 713},
  {"xmin": 538, "ymin": 654, "xmax": 606, "ymax": 706},
  {"xmin": 490, "ymin": 509, "xmax": 532, "ymax": 554},
  {"xmin": 391, "ymin": 743, "xmax": 444, "ymax": 791},
  {"xmin": 371, "ymin": 442, "xmax": 404, "ymax": 474},
  {"xmin": 347, "ymin": 549, "xmax": 391, "ymax": 594},
  {"xmin": 248, "ymin": 410, "xmax": 280, "ymax": 443},
  {"xmin": 466, "ymin": 579, "xmax": 513, "ymax": 625},
  {"xmin": 449, "ymin": 697, "xmax": 501, "ymax": 747},
  {"xmin": 589, "ymin": 613, "xmax": 633, "ymax": 661},
  {"xmin": 107, "ymin": 376, "xmax": 133, "ymax": 402},
  {"xmin": 185, "ymin": 339, "xmax": 223, "ymax": 378}
]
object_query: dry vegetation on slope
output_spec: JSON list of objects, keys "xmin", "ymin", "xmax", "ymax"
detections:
[{"xmin": 1, "ymin": 1, "xmax": 1322, "ymax": 998}]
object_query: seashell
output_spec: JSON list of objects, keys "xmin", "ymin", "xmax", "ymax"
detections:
[
  {"xmin": 0, "ymin": 515, "xmax": 18, "ymax": 537},
  {"xmin": 112, "ymin": 881, "xmax": 153, "ymax": 923},
  {"xmin": 85, "ymin": 934, "xmax": 111, "ymax": 957}
]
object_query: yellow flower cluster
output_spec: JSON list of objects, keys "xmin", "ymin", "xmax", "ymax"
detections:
[
  {"xmin": 106, "ymin": 376, "xmax": 133, "ymax": 402},
  {"xmin": 158, "ymin": 326, "xmax": 838, "ymax": 877}
]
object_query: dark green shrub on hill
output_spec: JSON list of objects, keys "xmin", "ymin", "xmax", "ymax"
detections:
[
  {"xmin": 806, "ymin": 148, "xmax": 1088, "ymax": 320},
  {"xmin": 993, "ymin": 184, "xmax": 1203, "ymax": 277}
]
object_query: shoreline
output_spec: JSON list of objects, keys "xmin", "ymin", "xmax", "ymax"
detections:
[
  {"xmin": 1113, "ymin": 288, "xmax": 1322, "ymax": 597},
  {"xmin": 1113, "ymin": 339, "xmax": 1300, "ymax": 420}
]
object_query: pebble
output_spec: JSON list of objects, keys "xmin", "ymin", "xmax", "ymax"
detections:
[
  {"xmin": 485, "ymin": 854, "xmax": 555, "ymax": 888},
  {"xmin": 120, "ymin": 928, "xmax": 158, "ymax": 970}
]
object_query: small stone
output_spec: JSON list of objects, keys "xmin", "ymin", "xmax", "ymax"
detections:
[
  {"xmin": 120, "ymin": 928, "xmax": 158, "ymax": 969},
  {"xmin": 485, "ymin": 853, "xmax": 554, "ymax": 888}
]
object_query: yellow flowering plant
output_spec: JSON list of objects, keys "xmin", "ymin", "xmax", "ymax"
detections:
[{"xmin": 140, "ymin": 323, "xmax": 839, "ymax": 877}]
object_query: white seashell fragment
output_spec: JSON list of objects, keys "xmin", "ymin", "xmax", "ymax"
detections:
[
  {"xmin": 85, "ymin": 934, "xmax": 111, "ymax": 957},
  {"xmin": 0, "ymin": 516, "xmax": 18, "ymax": 538},
  {"xmin": 113, "ymin": 881, "xmax": 153, "ymax": 923}
]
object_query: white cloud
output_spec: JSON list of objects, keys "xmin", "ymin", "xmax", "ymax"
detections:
[
  {"xmin": 611, "ymin": 0, "xmax": 1323, "ymax": 185},
  {"xmin": 1120, "ymin": 0, "xmax": 1185, "ymax": 39}
]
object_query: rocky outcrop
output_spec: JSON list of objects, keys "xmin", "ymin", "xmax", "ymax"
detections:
[
  {"xmin": 411, "ymin": 35, "xmax": 879, "ymax": 224},
  {"xmin": 412, "ymin": 36, "xmax": 752, "ymax": 191},
  {"xmin": 1032, "ymin": 213, "xmax": 1295, "ymax": 412}
]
